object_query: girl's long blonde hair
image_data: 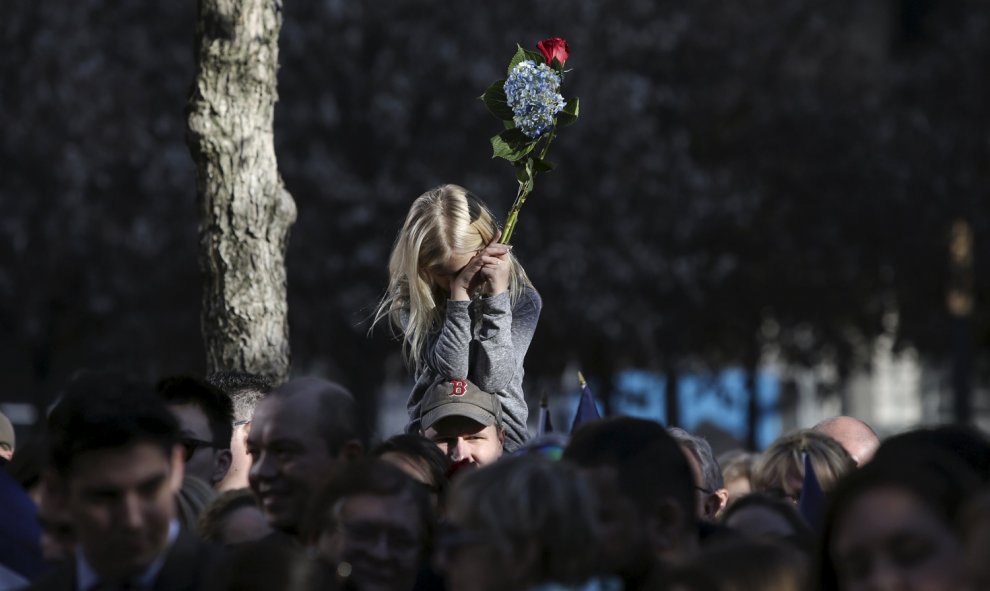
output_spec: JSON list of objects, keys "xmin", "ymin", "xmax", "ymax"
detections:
[{"xmin": 373, "ymin": 184, "xmax": 533, "ymax": 371}]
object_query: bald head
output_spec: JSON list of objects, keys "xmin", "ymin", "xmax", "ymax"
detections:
[
  {"xmin": 269, "ymin": 378, "xmax": 365, "ymax": 454},
  {"xmin": 813, "ymin": 416, "xmax": 879, "ymax": 466}
]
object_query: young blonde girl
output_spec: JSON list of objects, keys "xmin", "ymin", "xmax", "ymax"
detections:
[{"xmin": 374, "ymin": 184, "xmax": 541, "ymax": 451}]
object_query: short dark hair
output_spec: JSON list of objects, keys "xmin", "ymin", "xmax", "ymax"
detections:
[
  {"xmin": 47, "ymin": 371, "xmax": 179, "ymax": 476},
  {"xmin": 873, "ymin": 424, "xmax": 990, "ymax": 483},
  {"xmin": 270, "ymin": 378, "xmax": 366, "ymax": 454},
  {"xmin": 306, "ymin": 459, "xmax": 432, "ymax": 547},
  {"xmin": 373, "ymin": 433, "xmax": 451, "ymax": 502},
  {"xmin": 448, "ymin": 455, "xmax": 603, "ymax": 587},
  {"xmin": 668, "ymin": 427, "xmax": 724, "ymax": 491},
  {"xmin": 720, "ymin": 492, "xmax": 814, "ymax": 554},
  {"xmin": 157, "ymin": 376, "xmax": 234, "ymax": 448},
  {"xmin": 206, "ymin": 371, "xmax": 273, "ymax": 424},
  {"xmin": 564, "ymin": 417, "xmax": 695, "ymax": 532}
]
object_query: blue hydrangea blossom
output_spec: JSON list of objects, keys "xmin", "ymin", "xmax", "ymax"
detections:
[{"xmin": 504, "ymin": 60, "xmax": 566, "ymax": 139}]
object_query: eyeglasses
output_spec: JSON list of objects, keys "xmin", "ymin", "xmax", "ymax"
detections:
[
  {"xmin": 338, "ymin": 520, "xmax": 421, "ymax": 554},
  {"xmin": 180, "ymin": 438, "xmax": 218, "ymax": 462},
  {"xmin": 233, "ymin": 420, "xmax": 250, "ymax": 428}
]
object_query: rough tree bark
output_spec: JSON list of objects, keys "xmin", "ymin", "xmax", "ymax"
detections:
[{"xmin": 186, "ymin": 0, "xmax": 296, "ymax": 383}]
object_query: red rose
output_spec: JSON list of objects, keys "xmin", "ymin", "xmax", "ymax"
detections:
[{"xmin": 537, "ymin": 37, "xmax": 569, "ymax": 68}]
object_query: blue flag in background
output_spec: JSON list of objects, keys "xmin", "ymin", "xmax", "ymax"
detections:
[
  {"xmin": 798, "ymin": 452, "xmax": 826, "ymax": 532},
  {"xmin": 537, "ymin": 392, "xmax": 553, "ymax": 435},
  {"xmin": 571, "ymin": 372, "xmax": 602, "ymax": 432}
]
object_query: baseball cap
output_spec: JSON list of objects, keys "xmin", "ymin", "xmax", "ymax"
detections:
[{"xmin": 421, "ymin": 379, "xmax": 501, "ymax": 432}]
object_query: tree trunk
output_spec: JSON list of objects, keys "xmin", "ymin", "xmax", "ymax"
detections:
[{"xmin": 187, "ymin": 0, "xmax": 296, "ymax": 383}]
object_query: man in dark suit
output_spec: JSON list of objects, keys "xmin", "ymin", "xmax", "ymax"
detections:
[{"xmin": 26, "ymin": 371, "xmax": 218, "ymax": 591}]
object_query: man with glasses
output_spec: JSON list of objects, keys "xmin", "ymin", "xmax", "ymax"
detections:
[
  {"xmin": 156, "ymin": 376, "xmax": 233, "ymax": 488},
  {"xmin": 309, "ymin": 459, "xmax": 431, "ymax": 591},
  {"xmin": 207, "ymin": 371, "xmax": 273, "ymax": 492},
  {"xmin": 668, "ymin": 427, "xmax": 730, "ymax": 521}
]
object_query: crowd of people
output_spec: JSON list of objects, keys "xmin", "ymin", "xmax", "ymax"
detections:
[
  {"xmin": 1, "ymin": 371, "xmax": 989, "ymax": 591},
  {"xmin": 1, "ymin": 183, "xmax": 989, "ymax": 590}
]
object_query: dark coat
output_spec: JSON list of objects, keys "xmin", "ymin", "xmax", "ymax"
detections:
[{"xmin": 23, "ymin": 530, "xmax": 219, "ymax": 591}]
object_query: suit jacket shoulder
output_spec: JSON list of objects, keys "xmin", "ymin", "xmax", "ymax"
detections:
[
  {"xmin": 21, "ymin": 533, "xmax": 221, "ymax": 591},
  {"xmin": 18, "ymin": 562, "xmax": 75, "ymax": 591},
  {"xmin": 152, "ymin": 530, "xmax": 221, "ymax": 591}
]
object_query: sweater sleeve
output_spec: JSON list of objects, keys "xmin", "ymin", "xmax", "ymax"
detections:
[
  {"xmin": 409, "ymin": 300, "xmax": 472, "ymax": 379},
  {"xmin": 470, "ymin": 288, "xmax": 542, "ymax": 393}
]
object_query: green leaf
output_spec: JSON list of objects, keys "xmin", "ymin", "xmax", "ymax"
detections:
[
  {"xmin": 515, "ymin": 161, "xmax": 532, "ymax": 184},
  {"xmin": 501, "ymin": 128, "xmax": 532, "ymax": 145},
  {"xmin": 480, "ymin": 80, "xmax": 514, "ymax": 121},
  {"xmin": 491, "ymin": 129, "xmax": 536, "ymax": 162},
  {"xmin": 523, "ymin": 48, "xmax": 546, "ymax": 66},
  {"xmin": 558, "ymin": 96, "xmax": 580, "ymax": 127},
  {"xmin": 507, "ymin": 45, "xmax": 529, "ymax": 75},
  {"xmin": 532, "ymin": 157, "xmax": 556, "ymax": 172}
]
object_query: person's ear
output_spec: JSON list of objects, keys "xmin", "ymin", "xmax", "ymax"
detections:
[
  {"xmin": 497, "ymin": 428, "xmax": 505, "ymax": 446},
  {"xmin": 169, "ymin": 445, "xmax": 185, "ymax": 492},
  {"xmin": 646, "ymin": 497, "xmax": 691, "ymax": 560},
  {"xmin": 338, "ymin": 439, "xmax": 365, "ymax": 462},
  {"xmin": 212, "ymin": 449, "xmax": 233, "ymax": 484},
  {"xmin": 711, "ymin": 488, "xmax": 730, "ymax": 519}
]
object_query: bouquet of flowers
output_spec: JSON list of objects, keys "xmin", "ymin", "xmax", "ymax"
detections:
[{"xmin": 481, "ymin": 38, "xmax": 579, "ymax": 244}]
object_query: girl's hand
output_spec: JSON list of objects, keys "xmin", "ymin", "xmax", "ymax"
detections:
[
  {"xmin": 449, "ymin": 235, "xmax": 512, "ymax": 300},
  {"xmin": 478, "ymin": 231, "xmax": 512, "ymax": 296}
]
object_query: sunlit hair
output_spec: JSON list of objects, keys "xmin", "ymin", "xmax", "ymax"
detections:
[
  {"xmin": 754, "ymin": 429, "xmax": 855, "ymax": 500},
  {"xmin": 719, "ymin": 450, "xmax": 757, "ymax": 488},
  {"xmin": 372, "ymin": 184, "xmax": 533, "ymax": 370}
]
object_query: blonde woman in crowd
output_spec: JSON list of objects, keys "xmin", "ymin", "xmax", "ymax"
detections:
[{"xmin": 754, "ymin": 430, "xmax": 855, "ymax": 503}]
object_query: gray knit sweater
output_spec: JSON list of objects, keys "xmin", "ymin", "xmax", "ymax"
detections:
[{"xmin": 405, "ymin": 286, "xmax": 542, "ymax": 452}]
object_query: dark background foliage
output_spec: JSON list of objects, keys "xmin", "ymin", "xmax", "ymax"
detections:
[{"xmin": 2, "ymin": 0, "xmax": 988, "ymax": 428}]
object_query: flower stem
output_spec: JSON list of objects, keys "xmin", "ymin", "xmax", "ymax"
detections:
[
  {"xmin": 500, "ymin": 180, "xmax": 530, "ymax": 244},
  {"xmin": 501, "ymin": 129, "xmax": 560, "ymax": 245}
]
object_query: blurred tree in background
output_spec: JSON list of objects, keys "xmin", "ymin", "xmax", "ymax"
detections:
[{"xmin": 1, "ymin": 0, "xmax": 988, "ymax": 432}]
